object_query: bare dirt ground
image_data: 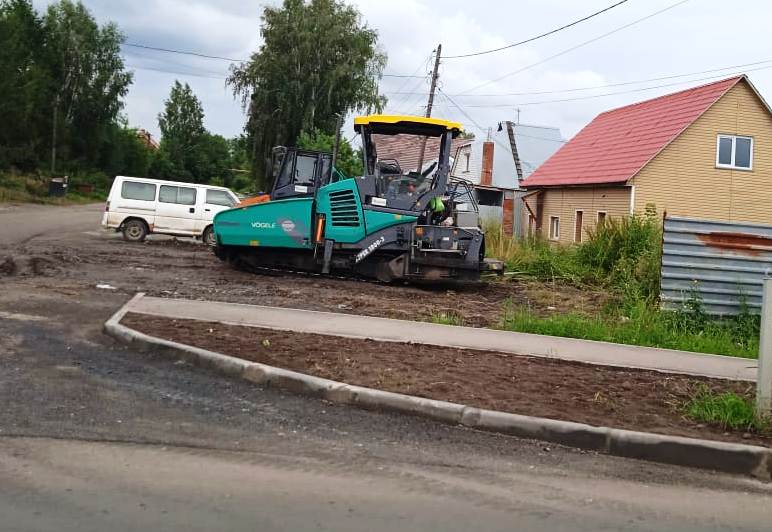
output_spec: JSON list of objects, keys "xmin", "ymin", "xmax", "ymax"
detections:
[
  {"xmin": 122, "ymin": 313, "xmax": 769, "ymax": 448},
  {"xmin": 2, "ymin": 227, "xmax": 607, "ymax": 327}
]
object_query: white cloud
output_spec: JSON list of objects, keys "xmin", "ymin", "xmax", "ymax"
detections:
[{"xmin": 32, "ymin": 0, "xmax": 772, "ymax": 143}]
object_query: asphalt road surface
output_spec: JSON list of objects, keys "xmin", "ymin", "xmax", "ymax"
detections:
[{"xmin": 1, "ymin": 202, "xmax": 771, "ymax": 531}]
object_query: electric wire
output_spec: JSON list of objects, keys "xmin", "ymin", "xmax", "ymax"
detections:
[
  {"xmin": 456, "ymin": 65, "xmax": 772, "ymax": 108},
  {"xmin": 439, "ymin": 90, "xmax": 567, "ymax": 146},
  {"xmin": 383, "ymin": 58, "xmax": 772, "ymax": 98},
  {"xmin": 457, "ymin": 0, "xmax": 691, "ymax": 95},
  {"xmin": 122, "ymin": 41, "xmax": 422, "ymax": 78},
  {"xmin": 444, "ymin": 0, "xmax": 630, "ymax": 59}
]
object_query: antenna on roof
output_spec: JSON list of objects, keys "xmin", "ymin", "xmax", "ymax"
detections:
[
  {"xmin": 516, "ymin": 107, "xmax": 521, "ymax": 124},
  {"xmin": 486, "ymin": 127, "xmax": 492, "ymax": 141}
]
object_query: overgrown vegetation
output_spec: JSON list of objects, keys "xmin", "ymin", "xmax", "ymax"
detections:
[
  {"xmin": 501, "ymin": 302, "xmax": 759, "ymax": 358},
  {"xmin": 488, "ymin": 207, "xmax": 761, "ymax": 358},
  {"xmin": 487, "ymin": 207, "xmax": 661, "ymax": 299},
  {"xmin": 684, "ymin": 385, "xmax": 769, "ymax": 433},
  {"xmin": 430, "ymin": 311, "xmax": 464, "ymax": 326},
  {"xmin": 0, "ymin": 171, "xmax": 107, "ymax": 203}
]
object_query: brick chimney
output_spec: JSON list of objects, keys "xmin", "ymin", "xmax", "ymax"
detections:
[{"xmin": 480, "ymin": 140, "xmax": 494, "ymax": 186}]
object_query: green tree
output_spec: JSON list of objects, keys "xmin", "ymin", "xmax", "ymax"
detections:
[
  {"xmin": 156, "ymin": 80, "xmax": 206, "ymax": 182},
  {"xmin": 225, "ymin": 136, "xmax": 253, "ymax": 192},
  {"xmin": 43, "ymin": 0, "xmax": 132, "ymax": 169},
  {"xmin": 194, "ymin": 133, "xmax": 233, "ymax": 186},
  {"xmin": 228, "ymin": 0, "xmax": 386, "ymax": 189},
  {"xmin": 227, "ymin": 135, "xmax": 252, "ymax": 174},
  {"xmin": 148, "ymin": 149, "xmax": 177, "ymax": 181},
  {"xmin": 296, "ymin": 129, "xmax": 362, "ymax": 177},
  {"xmin": 0, "ymin": 0, "xmax": 51, "ymax": 169},
  {"xmin": 99, "ymin": 122, "xmax": 153, "ymax": 178}
]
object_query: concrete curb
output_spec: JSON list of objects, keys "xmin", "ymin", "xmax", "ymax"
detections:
[
  {"xmin": 128, "ymin": 295, "xmax": 758, "ymax": 382},
  {"xmin": 104, "ymin": 299, "xmax": 772, "ymax": 481}
]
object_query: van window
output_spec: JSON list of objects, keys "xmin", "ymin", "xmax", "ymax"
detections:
[
  {"xmin": 206, "ymin": 189, "xmax": 235, "ymax": 207},
  {"xmin": 121, "ymin": 181, "xmax": 156, "ymax": 201},
  {"xmin": 159, "ymin": 185, "xmax": 197, "ymax": 205}
]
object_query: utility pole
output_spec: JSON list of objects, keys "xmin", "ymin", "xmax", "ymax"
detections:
[{"xmin": 416, "ymin": 43, "xmax": 441, "ymax": 172}]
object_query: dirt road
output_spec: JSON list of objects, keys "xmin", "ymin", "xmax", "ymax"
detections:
[
  {"xmin": 0, "ymin": 203, "xmax": 602, "ymax": 326},
  {"xmin": 2, "ymin": 203, "xmax": 771, "ymax": 531},
  {"xmin": 0, "ymin": 202, "xmax": 105, "ymax": 245}
]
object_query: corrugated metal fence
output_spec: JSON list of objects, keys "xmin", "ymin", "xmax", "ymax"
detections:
[
  {"xmin": 513, "ymin": 190, "xmax": 527, "ymax": 238},
  {"xmin": 661, "ymin": 216, "xmax": 772, "ymax": 315}
]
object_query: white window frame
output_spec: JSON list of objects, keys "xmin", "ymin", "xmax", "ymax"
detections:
[
  {"xmin": 574, "ymin": 210, "xmax": 584, "ymax": 243},
  {"xmin": 715, "ymin": 134, "xmax": 753, "ymax": 171},
  {"xmin": 464, "ymin": 152, "xmax": 470, "ymax": 172},
  {"xmin": 549, "ymin": 216, "xmax": 560, "ymax": 241},
  {"xmin": 597, "ymin": 211, "xmax": 607, "ymax": 225}
]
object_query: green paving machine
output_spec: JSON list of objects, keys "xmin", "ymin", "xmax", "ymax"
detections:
[{"xmin": 213, "ymin": 114, "xmax": 503, "ymax": 282}]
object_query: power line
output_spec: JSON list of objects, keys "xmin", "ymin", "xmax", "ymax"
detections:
[
  {"xmin": 392, "ymin": 59, "xmax": 435, "ymax": 114},
  {"xmin": 122, "ymin": 41, "xmax": 421, "ymax": 78},
  {"xmin": 439, "ymin": 90, "xmax": 567, "ymax": 147},
  {"xmin": 457, "ymin": 65, "xmax": 772, "ymax": 108},
  {"xmin": 457, "ymin": 0, "xmax": 691, "ymax": 95},
  {"xmin": 391, "ymin": 75, "xmax": 430, "ymax": 114},
  {"xmin": 438, "ymin": 90, "xmax": 515, "ymax": 153},
  {"xmin": 123, "ymin": 42, "xmax": 245, "ymax": 62},
  {"xmin": 382, "ymin": 58, "xmax": 772, "ymax": 98},
  {"xmin": 444, "ymin": 0, "xmax": 630, "ymax": 59},
  {"xmin": 125, "ymin": 63, "xmax": 228, "ymax": 80},
  {"xmin": 384, "ymin": 52, "xmax": 435, "ymax": 114},
  {"xmin": 382, "ymin": 74, "xmax": 429, "ymax": 79}
]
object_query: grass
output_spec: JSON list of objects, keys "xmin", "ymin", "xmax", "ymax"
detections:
[
  {"xmin": 430, "ymin": 311, "xmax": 464, "ymax": 326},
  {"xmin": 484, "ymin": 212, "xmax": 661, "ymax": 301},
  {"xmin": 486, "ymin": 207, "xmax": 762, "ymax": 358},
  {"xmin": 684, "ymin": 385, "xmax": 769, "ymax": 433},
  {"xmin": 501, "ymin": 302, "xmax": 759, "ymax": 358},
  {"xmin": 0, "ymin": 171, "xmax": 107, "ymax": 205}
]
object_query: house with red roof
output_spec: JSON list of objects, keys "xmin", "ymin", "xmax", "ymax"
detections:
[{"xmin": 521, "ymin": 75, "xmax": 772, "ymax": 244}]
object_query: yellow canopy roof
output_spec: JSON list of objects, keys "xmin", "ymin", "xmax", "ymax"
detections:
[{"xmin": 354, "ymin": 114, "xmax": 463, "ymax": 135}]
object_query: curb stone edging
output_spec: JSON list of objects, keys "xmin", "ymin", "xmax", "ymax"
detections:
[{"xmin": 104, "ymin": 296, "xmax": 772, "ymax": 481}]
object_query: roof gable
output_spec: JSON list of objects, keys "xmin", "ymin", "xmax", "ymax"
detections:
[{"xmin": 522, "ymin": 76, "xmax": 748, "ymax": 187}]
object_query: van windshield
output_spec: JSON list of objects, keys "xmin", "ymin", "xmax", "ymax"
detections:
[{"xmin": 206, "ymin": 189, "xmax": 237, "ymax": 207}]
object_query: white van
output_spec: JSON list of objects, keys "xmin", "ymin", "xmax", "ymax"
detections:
[{"xmin": 102, "ymin": 176, "xmax": 239, "ymax": 245}]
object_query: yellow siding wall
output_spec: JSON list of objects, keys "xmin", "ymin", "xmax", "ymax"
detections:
[
  {"xmin": 630, "ymin": 80, "xmax": 772, "ymax": 223},
  {"xmin": 532, "ymin": 186, "xmax": 631, "ymax": 244}
]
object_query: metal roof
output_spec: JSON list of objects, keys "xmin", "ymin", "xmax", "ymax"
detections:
[
  {"xmin": 522, "ymin": 76, "xmax": 747, "ymax": 188},
  {"xmin": 449, "ymin": 122, "xmax": 563, "ymax": 188}
]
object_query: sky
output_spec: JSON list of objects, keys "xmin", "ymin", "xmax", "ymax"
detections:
[{"xmin": 31, "ymin": 0, "xmax": 772, "ymax": 144}]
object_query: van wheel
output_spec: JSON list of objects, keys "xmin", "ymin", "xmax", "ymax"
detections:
[
  {"xmin": 122, "ymin": 219, "xmax": 148, "ymax": 242},
  {"xmin": 202, "ymin": 225, "xmax": 216, "ymax": 246}
]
